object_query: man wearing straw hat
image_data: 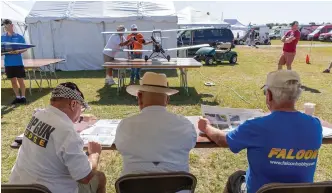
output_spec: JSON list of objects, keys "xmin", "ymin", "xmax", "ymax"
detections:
[
  {"xmin": 9, "ymin": 82, "xmax": 106, "ymax": 193},
  {"xmin": 114, "ymin": 72, "xmax": 197, "ymax": 176}
]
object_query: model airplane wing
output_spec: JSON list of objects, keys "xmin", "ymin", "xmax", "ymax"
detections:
[
  {"xmin": 101, "ymin": 30, "xmax": 153, "ymax": 34},
  {"xmin": 104, "ymin": 48, "xmax": 153, "ymax": 52},
  {"xmin": 1, "ymin": 42, "xmax": 35, "ymax": 54},
  {"xmin": 162, "ymin": 27, "xmax": 214, "ymax": 32},
  {"xmin": 165, "ymin": 44, "xmax": 210, "ymax": 51}
]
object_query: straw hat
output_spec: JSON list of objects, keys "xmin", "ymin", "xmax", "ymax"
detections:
[{"xmin": 126, "ymin": 72, "xmax": 178, "ymax": 96}]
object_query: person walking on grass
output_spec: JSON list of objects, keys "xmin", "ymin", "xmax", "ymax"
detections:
[
  {"xmin": 322, "ymin": 61, "xmax": 332, "ymax": 73},
  {"xmin": 278, "ymin": 21, "xmax": 301, "ymax": 70}
]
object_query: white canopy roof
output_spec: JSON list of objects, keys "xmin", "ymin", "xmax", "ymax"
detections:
[
  {"xmin": 26, "ymin": 1, "xmax": 177, "ymax": 24},
  {"xmin": 177, "ymin": 6, "xmax": 229, "ymax": 26},
  {"xmin": 1, "ymin": 1, "xmax": 31, "ymax": 23}
]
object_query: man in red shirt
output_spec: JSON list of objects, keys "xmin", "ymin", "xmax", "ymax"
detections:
[{"xmin": 278, "ymin": 21, "xmax": 300, "ymax": 70}]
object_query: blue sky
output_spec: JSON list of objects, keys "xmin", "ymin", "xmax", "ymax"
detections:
[
  {"xmin": 9, "ymin": 1, "xmax": 332, "ymax": 25},
  {"xmin": 174, "ymin": 1, "xmax": 332, "ymax": 25}
]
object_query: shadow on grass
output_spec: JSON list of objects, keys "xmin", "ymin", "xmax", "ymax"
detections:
[
  {"xmin": 54, "ymin": 69, "xmax": 179, "ymax": 79},
  {"xmin": 202, "ymin": 62, "xmax": 240, "ymax": 67},
  {"xmin": 301, "ymin": 85, "xmax": 321, "ymax": 94},
  {"xmin": 89, "ymin": 86, "xmax": 219, "ymax": 106},
  {"xmin": 1, "ymin": 88, "xmax": 52, "ymax": 116}
]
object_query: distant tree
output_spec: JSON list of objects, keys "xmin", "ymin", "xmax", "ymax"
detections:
[
  {"xmin": 275, "ymin": 23, "xmax": 280, "ymax": 26},
  {"xmin": 281, "ymin": 23, "xmax": 288, "ymax": 26},
  {"xmin": 266, "ymin": 23, "xmax": 274, "ymax": 29},
  {"xmin": 309, "ymin": 22, "xmax": 316, "ymax": 25}
]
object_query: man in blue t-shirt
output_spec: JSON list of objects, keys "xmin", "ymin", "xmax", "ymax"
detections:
[
  {"xmin": 1, "ymin": 19, "xmax": 27, "ymax": 104},
  {"xmin": 198, "ymin": 70, "xmax": 322, "ymax": 193}
]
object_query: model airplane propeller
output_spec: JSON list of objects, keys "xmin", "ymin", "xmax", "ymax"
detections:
[
  {"xmin": 1, "ymin": 42, "xmax": 35, "ymax": 55},
  {"xmin": 102, "ymin": 27, "xmax": 213, "ymax": 62}
]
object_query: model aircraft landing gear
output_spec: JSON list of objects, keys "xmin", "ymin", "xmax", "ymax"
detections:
[
  {"xmin": 144, "ymin": 55, "xmax": 149, "ymax": 62},
  {"xmin": 166, "ymin": 55, "xmax": 171, "ymax": 62}
]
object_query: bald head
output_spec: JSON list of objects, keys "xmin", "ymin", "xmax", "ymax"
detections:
[{"xmin": 137, "ymin": 91, "xmax": 169, "ymax": 110}]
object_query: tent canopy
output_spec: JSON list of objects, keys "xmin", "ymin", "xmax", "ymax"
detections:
[
  {"xmin": 177, "ymin": 6, "xmax": 229, "ymax": 27},
  {"xmin": 26, "ymin": 1, "xmax": 177, "ymax": 23},
  {"xmin": 26, "ymin": 1, "xmax": 178, "ymax": 71},
  {"xmin": 1, "ymin": 1, "xmax": 30, "ymax": 23},
  {"xmin": 223, "ymin": 19, "xmax": 245, "ymax": 26}
]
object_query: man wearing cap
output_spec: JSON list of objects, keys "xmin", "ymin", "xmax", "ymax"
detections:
[
  {"xmin": 1, "ymin": 19, "xmax": 27, "ymax": 104},
  {"xmin": 103, "ymin": 25, "xmax": 134, "ymax": 85},
  {"xmin": 9, "ymin": 82, "xmax": 106, "ymax": 193},
  {"xmin": 198, "ymin": 70, "xmax": 322, "ymax": 193},
  {"xmin": 278, "ymin": 21, "xmax": 301, "ymax": 70},
  {"xmin": 127, "ymin": 24, "xmax": 153, "ymax": 84},
  {"xmin": 114, "ymin": 72, "xmax": 197, "ymax": 176}
]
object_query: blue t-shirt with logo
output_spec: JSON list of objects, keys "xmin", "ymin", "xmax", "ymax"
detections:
[
  {"xmin": 226, "ymin": 111, "xmax": 322, "ymax": 193},
  {"xmin": 1, "ymin": 33, "xmax": 25, "ymax": 67}
]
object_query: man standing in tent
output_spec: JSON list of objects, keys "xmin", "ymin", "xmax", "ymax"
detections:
[
  {"xmin": 278, "ymin": 21, "xmax": 300, "ymax": 70},
  {"xmin": 127, "ymin": 24, "xmax": 153, "ymax": 84},
  {"xmin": 1, "ymin": 19, "xmax": 27, "ymax": 105},
  {"xmin": 103, "ymin": 25, "xmax": 134, "ymax": 85}
]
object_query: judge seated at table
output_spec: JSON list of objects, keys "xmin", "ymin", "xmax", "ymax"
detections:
[
  {"xmin": 197, "ymin": 70, "xmax": 323, "ymax": 193},
  {"xmin": 9, "ymin": 82, "xmax": 106, "ymax": 193},
  {"xmin": 114, "ymin": 72, "xmax": 197, "ymax": 175}
]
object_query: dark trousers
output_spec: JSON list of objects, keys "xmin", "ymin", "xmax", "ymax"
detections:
[{"xmin": 130, "ymin": 53, "xmax": 142, "ymax": 81}]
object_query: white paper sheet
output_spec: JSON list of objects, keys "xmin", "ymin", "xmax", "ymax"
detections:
[
  {"xmin": 323, "ymin": 127, "xmax": 332, "ymax": 137},
  {"xmin": 201, "ymin": 105, "xmax": 265, "ymax": 131},
  {"xmin": 80, "ymin": 119, "xmax": 120, "ymax": 145}
]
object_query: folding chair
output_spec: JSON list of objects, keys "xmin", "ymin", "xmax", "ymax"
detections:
[
  {"xmin": 115, "ymin": 172, "xmax": 197, "ymax": 193},
  {"xmin": 256, "ymin": 181, "xmax": 332, "ymax": 193},
  {"xmin": 1, "ymin": 184, "xmax": 52, "ymax": 193}
]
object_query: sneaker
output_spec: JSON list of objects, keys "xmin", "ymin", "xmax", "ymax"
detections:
[
  {"xmin": 11, "ymin": 98, "xmax": 21, "ymax": 105},
  {"xmin": 323, "ymin": 69, "xmax": 330, "ymax": 73},
  {"xmin": 20, "ymin": 97, "xmax": 27, "ymax": 104},
  {"xmin": 108, "ymin": 79, "xmax": 117, "ymax": 85},
  {"xmin": 129, "ymin": 80, "xmax": 135, "ymax": 85}
]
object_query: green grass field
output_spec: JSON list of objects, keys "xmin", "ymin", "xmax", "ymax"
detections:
[{"xmin": 1, "ymin": 45, "xmax": 332, "ymax": 193}]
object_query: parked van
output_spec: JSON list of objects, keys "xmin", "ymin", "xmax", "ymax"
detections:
[
  {"xmin": 307, "ymin": 24, "xmax": 332, "ymax": 41},
  {"xmin": 299, "ymin": 25, "xmax": 320, "ymax": 40},
  {"xmin": 177, "ymin": 27, "xmax": 234, "ymax": 55}
]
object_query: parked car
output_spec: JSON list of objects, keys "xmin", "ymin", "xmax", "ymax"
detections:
[
  {"xmin": 177, "ymin": 27, "xmax": 234, "ymax": 55},
  {"xmin": 318, "ymin": 29, "xmax": 332, "ymax": 41},
  {"xmin": 307, "ymin": 24, "xmax": 332, "ymax": 41},
  {"xmin": 299, "ymin": 25, "xmax": 319, "ymax": 40}
]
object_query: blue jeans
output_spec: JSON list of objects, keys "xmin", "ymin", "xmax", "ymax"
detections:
[{"xmin": 131, "ymin": 53, "xmax": 142, "ymax": 81}]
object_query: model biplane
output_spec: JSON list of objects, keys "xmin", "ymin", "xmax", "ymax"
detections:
[{"xmin": 102, "ymin": 27, "xmax": 213, "ymax": 61}]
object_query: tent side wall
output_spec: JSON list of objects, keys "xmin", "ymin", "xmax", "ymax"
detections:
[{"xmin": 27, "ymin": 18, "xmax": 177, "ymax": 71}]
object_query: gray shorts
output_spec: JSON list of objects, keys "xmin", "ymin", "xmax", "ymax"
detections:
[{"xmin": 78, "ymin": 174, "xmax": 99, "ymax": 193}]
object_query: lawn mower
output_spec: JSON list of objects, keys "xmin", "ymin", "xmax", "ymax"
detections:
[{"xmin": 193, "ymin": 42, "xmax": 238, "ymax": 65}]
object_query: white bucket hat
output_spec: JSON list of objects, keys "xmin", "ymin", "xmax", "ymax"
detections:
[
  {"xmin": 126, "ymin": 72, "xmax": 178, "ymax": 96},
  {"xmin": 131, "ymin": 24, "xmax": 138, "ymax": 29}
]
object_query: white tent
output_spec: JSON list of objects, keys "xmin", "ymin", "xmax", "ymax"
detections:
[
  {"xmin": 223, "ymin": 19, "xmax": 247, "ymax": 30},
  {"xmin": 177, "ymin": 6, "xmax": 230, "ymax": 28},
  {"xmin": 26, "ymin": 1, "xmax": 178, "ymax": 71}
]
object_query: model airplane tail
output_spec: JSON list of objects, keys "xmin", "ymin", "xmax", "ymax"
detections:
[{"xmin": 1, "ymin": 42, "xmax": 35, "ymax": 54}]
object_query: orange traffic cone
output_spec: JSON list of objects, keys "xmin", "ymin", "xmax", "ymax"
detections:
[{"xmin": 306, "ymin": 54, "xmax": 310, "ymax": 64}]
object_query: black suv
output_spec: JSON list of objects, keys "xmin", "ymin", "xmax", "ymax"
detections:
[{"xmin": 177, "ymin": 27, "xmax": 234, "ymax": 55}]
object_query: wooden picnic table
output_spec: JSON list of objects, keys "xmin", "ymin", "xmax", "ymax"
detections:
[
  {"xmin": 103, "ymin": 58, "xmax": 202, "ymax": 95},
  {"xmin": 10, "ymin": 116, "xmax": 332, "ymax": 150},
  {"xmin": 2, "ymin": 59, "xmax": 65, "ymax": 95}
]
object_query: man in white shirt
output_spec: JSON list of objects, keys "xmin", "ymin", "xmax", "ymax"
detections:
[
  {"xmin": 9, "ymin": 82, "xmax": 106, "ymax": 193},
  {"xmin": 115, "ymin": 72, "xmax": 197, "ymax": 176},
  {"xmin": 103, "ymin": 25, "xmax": 134, "ymax": 85}
]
